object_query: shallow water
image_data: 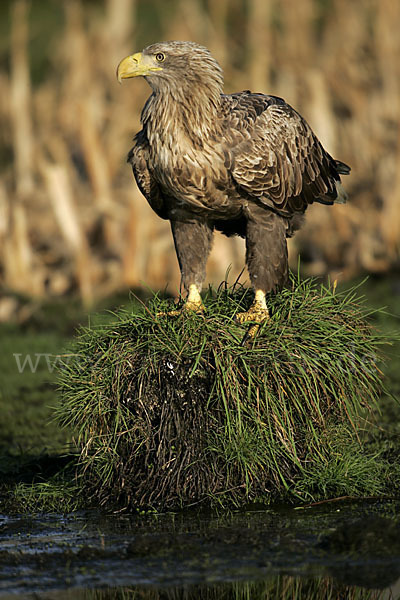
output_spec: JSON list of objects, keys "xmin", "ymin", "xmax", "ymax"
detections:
[{"xmin": 1, "ymin": 500, "xmax": 400, "ymax": 598}]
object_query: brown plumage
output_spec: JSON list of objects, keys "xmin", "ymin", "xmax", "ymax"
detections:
[{"xmin": 117, "ymin": 41, "xmax": 350, "ymax": 326}]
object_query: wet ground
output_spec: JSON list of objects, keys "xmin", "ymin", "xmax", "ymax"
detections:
[{"xmin": 1, "ymin": 500, "xmax": 400, "ymax": 599}]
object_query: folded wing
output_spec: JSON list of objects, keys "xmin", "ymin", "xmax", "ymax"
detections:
[
  {"xmin": 128, "ymin": 130, "xmax": 167, "ymax": 219},
  {"xmin": 225, "ymin": 94, "xmax": 349, "ymax": 217}
]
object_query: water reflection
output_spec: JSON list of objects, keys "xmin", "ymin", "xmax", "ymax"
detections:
[{"xmin": 1, "ymin": 501, "xmax": 400, "ymax": 597}]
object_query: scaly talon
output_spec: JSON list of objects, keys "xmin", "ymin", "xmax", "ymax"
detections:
[
  {"xmin": 236, "ymin": 289, "xmax": 270, "ymax": 339},
  {"xmin": 160, "ymin": 300, "xmax": 205, "ymax": 317}
]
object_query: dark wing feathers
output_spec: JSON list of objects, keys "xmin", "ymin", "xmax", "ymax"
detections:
[
  {"xmin": 224, "ymin": 93, "xmax": 348, "ymax": 216},
  {"xmin": 335, "ymin": 159, "xmax": 351, "ymax": 175},
  {"xmin": 127, "ymin": 130, "xmax": 167, "ymax": 219}
]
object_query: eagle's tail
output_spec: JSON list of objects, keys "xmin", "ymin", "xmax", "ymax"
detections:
[
  {"xmin": 334, "ymin": 181, "xmax": 348, "ymax": 204},
  {"xmin": 333, "ymin": 159, "xmax": 350, "ymax": 204}
]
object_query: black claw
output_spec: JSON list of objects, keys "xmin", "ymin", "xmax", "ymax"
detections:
[{"xmin": 240, "ymin": 324, "xmax": 260, "ymax": 346}]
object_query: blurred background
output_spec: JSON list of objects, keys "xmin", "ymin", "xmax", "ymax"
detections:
[{"xmin": 0, "ymin": 0, "xmax": 399, "ymax": 313}]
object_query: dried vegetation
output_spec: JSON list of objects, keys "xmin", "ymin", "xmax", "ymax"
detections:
[{"xmin": 1, "ymin": 0, "xmax": 399, "ymax": 311}]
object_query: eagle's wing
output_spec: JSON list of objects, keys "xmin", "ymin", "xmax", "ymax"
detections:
[
  {"xmin": 224, "ymin": 94, "xmax": 349, "ymax": 216},
  {"xmin": 127, "ymin": 129, "xmax": 167, "ymax": 219}
]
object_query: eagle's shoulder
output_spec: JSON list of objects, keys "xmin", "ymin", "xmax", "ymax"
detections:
[
  {"xmin": 217, "ymin": 92, "xmax": 282, "ymax": 156},
  {"xmin": 220, "ymin": 92, "xmax": 286, "ymax": 132}
]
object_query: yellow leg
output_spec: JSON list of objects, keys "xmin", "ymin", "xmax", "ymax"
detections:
[
  {"xmin": 185, "ymin": 284, "xmax": 204, "ymax": 311},
  {"xmin": 236, "ymin": 289, "xmax": 270, "ymax": 338},
  {"xmin": 158, "ymin": 284, "xmax": 205, "ymax": 317}
]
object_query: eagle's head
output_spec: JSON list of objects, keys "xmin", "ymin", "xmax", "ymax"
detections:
[{"xmin": 116, "ymin": 41, "xmax": 223, "ymax": 96}]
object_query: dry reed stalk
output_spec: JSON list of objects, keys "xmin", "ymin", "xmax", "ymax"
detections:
[
  {"xmin": 10, "ymin": 0, "xmax": 34, "ymax": 198},
  {"xmin": 60, "ymin": 2, "xmax": 119, "ymax": 250},
  {"xmin": 145, "ymin": 220, "xmax": 179, "ymax": 290},
  {"xmin": 247, "ymin": 0, "xmax": 271, "ymax": 92},
  {"xmin": 208, "ymin": 235, "xmax": 246, "ymax": 288},
  {"xmin": 0, "ymin": 183, "xmax": 8, "ymax": 249},
  {"xmin": 0, "ymin": 74, "xmax": 11, "ymax": 158},
  {"xmin": 375, "ymin": 0, "xmax": 400, "ymax": 254},
  {"xmin": 41, "ymin": 162, "xmax": 93, "ymax": 305},
  {"xmin": 375, "ymin": 0, "xmax": 400, "ymax": 119},
  {"xmin": 206, "ymin": 0, "xmax": 229, "ymax": 68},
  {"xmin": 102, "ymin": 0, "xmax": 138, "ymax": 177},
  {"xmin": 170, "ymin": 0, "xmax": 209, "ymax": 42},
  {"xmin": 305, "ymin": 71, "xmax": 336, "ymax": 156},
  {"xmin": 121, "ymin": 196, "xmax": 138, "ymax": 287},
  {"xmin": 61, "ymin": 1, "xmax": 89, "ymax": 91},
  {"xmin": 78, "ymin": 101, "xmax": 113, "ymax": 217},
  {"xmin": 3, "ymin": 199, "xmax": 39, "ymax": 295},
  {"xmin": 280, "ymin": 0, "xmax": 314, "ymax": 66},
  {"xmin": 105, "ymin": 0, "xmax": 136, "ymax": 66}
]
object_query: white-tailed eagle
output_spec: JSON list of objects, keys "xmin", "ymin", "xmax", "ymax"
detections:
[{"xmin": 117, "ymin": 41, "xmax": 350, "ymax": 329}]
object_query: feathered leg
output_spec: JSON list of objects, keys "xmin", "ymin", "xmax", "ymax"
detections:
[
  {"xmin": 236, "ymin": 208, "xmax": 288, "ymax": 335},
  {"xmin": 168, "ymin": 219, "xmax": 214, "ymax": 314}
]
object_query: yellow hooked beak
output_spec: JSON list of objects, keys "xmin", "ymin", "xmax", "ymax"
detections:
[{"xmin": 116, "ymin": 52, "xmax": 162, "ymax": 83}]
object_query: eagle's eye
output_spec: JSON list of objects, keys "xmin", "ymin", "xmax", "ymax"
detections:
[{"xmin": 155, "ymin": 52, "xmax": 165, "ymax": 62}]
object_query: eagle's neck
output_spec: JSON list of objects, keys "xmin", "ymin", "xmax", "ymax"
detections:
[{"xmin": 142, "ymin": 82, "xmax": 222, "ymax": 148}]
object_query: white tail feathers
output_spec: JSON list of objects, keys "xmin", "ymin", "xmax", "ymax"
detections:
[{"xmin": 334, "ymin": 181, "xmax": 348, "ymax": 204}]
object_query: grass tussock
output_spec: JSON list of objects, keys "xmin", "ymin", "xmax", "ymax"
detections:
[
  {"xmin": 8, "ymin": 478, "xmax": 82, "ymax": 514},
  {"xmin": 57, "ymin": 277, "xmax": 392, "ymax": 510},
  {"xmin": 85, "ymin": 578, "xmax": 387, "ymax": 600}
]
